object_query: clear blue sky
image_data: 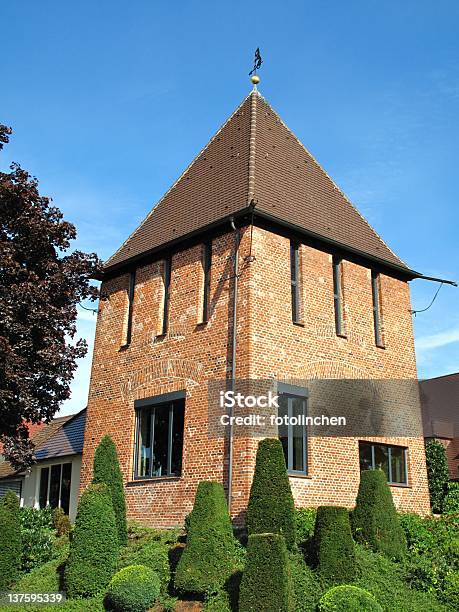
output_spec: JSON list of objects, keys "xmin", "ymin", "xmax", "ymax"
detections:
[{"xmin": 2, "ymin": 1, "xmax": 458, "ymax": 415}]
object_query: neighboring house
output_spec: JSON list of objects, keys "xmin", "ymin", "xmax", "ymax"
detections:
[
  {"xmin": 81, "ymin": 86, "xmax": 432, "ymax": 527},
  {"xmin": 0, "ymin": 409, "xmax": 86, "ymax": 521},
  {"xmin": 420, "ymin": 373, "xmax": 459, "ymax": 480}
]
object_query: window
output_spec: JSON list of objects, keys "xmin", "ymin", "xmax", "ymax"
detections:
[
  {"xmin": 160, "ymin": 257, "xmax": 171, "ymax": 336},
  {"xmin": 134, "ymin": 393, "xmax": 185, "ymax": 479},
  {"xmin": 359, "ymin": 442, "xmax": 407, "ymax": 485},
  {"xmin": 202, "ymin": 242, "xmax": 212, "ymax": 323},
  {"xmin": 123, "ymin": 270, "xmax": 136, "ymax": 346},
  {"xmin": 278, "ymin": 385, "xmax": 308, "ymax": 474},
  {"xmin": 332, "ymin": 257, "xmax": 345, "ymax": 336},
  {"xmin": 38, "ymin": 462, "xmax": 72, "ymax": 514},
  {"xmin": 290, "ymin": 241, "xmax": 301, "ymax": 323},
  {"xmin": 371, "ymin": 271, "xmax": 384, "ymax": 347}
]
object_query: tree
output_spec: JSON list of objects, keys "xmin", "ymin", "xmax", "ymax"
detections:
[
  {"xmin": 239, "ymin": 533, "xmax": 293, "ymax": 612},
  {"xmin": 0, "ymin": 490, "xmax": 22, "ymax": 590},
  {"xmin": 314, "ymin": 506, "xmax": 356, "ymax": 584},
  {"xmin": 65, "ymin": 483, "xmax": 119, "ymax": 598},
  {"xmin": 0, "ymin": 124, "xmax": 101, "ymax": 468},
  {"xmin": 425, "ymin": 439, "xmax": 449, "ymax": 513},
  {"xmin": 351, "ymin": 469, "xmax": 406, "ymax": 560},
  {"xmin": 92, "ymin": 435, "xmax": 128, "ymax": 546},
  {"xmin": 246, "ymin": 438, "xmax": 296, "ymax": 550},
  {"xmin": 175, "ymin": 481, "xmax": 240, "ymax": 594}
]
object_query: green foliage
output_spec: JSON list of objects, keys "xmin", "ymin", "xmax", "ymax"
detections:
[
  {"xmin": 425, "ymin": 440, "xmax": 450, "ymax": 513},
  {"xmin": 65, "ymin": 483, "xmax": 119, "ymax": 598},
  {"xmin": 314, "ymin": 506, "xmax": 356, "ymax": 584},
  {"xmin": 105, "ymin": 564, "xmax": 160, "ymax": 612},
  {"xmin": 443, "ymin": 570, "xmax": 459, "ymax": 609},
  {"xmin": 175, "ymin": 481, "xmax": 240, "ymax": 594},
  {"xmin": 355, "ymin": 545, "xmax": 445, "ymax": 611},
  {"xmin": 400, "ymin": 512, "xmax": 459, "ymax": 606},
  {"xmin": 20, "ymin": 506, "xmax": 54, "ymax": 529},
  {"xmin": 246, "ymin": 438, "xmax": 296, "ymax": 550},
  {"xmin": 53, "ymin": 507, "xmax": 72, "ymax": 536},
  {"xmin": 294, "ymin": 509, "xmax": 316, "ymax": 548},
  {"xmin": 92, "ymin": 434, "xmax": 128, "ymax": 546},
  {"xmin": 203, "ymin": 590, "xmax": 232, "ymax": 611},
  {"xmin": 318, "ymin": 585, "xmax": 382, "ymax": 611},
  {"xmin": 289, "ymin": 551, "xmax": 322, "ymax": 612},
  {"xmin": 0, "ymin": 491, "xmax": 22, "ymax": 590},
  {"xmin": 239, "ymin": 533, "xmax": 293, "ymax": 612},
  {"xmin": 352, "ymin": 469, "xmax": 407, "ymax": 560},
  {"xmin": 118, "ymin": 537, "xmax": 170, "ymax": 592},
  {"xmin": 19, "ymin": 506, "xmax": 55, "ymax": 572},
  {"xmin": 444, "ymin": 482, "xmax": 459, "ymax": 515}
]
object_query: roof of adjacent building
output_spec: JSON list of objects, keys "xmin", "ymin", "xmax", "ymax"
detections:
[
  {"xmin": 105, "ymin": 89, "xmax": 410, "ymax": 274},
  {"xmin": 420, "ymin": 373, "xmax": 459, "ymax": 439},
  {"xmin": 0, "ymin": 409, "xmax": 86, "ymax": 480}
]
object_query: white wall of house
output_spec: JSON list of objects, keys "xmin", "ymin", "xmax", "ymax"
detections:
[{"xmin": 22, "ymin": 455, "xmax": 82, "ymax": 522}]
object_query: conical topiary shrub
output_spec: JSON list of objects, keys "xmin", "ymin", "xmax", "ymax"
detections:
[
  {"xmin": 246, "ymin": 438, "xmax": 296, "ymax": 550},
  {"xmin": 0, "ymin": 491, "xmax": 22, "ymax": 590},
  {"xmin": 239, "ymin": 533, "xmax": 293, "ymax": 611},
  {"xmin": 65, "ymin": 483, "xmax": 119, "ymax": 598},
  {"xmin": 174, "ymin": 481, "xmax": 240, "ymax": 595},
  {"xmin": 351, "ymin": 469, "xmax": 406, "ymax": 560},
  {"xmin": 92, "ymin": 434, "xmax": 128, "ymax": 546},
  {"xmin": 314, "ymin": 506, "xmax": 356, "ymax": 584}
]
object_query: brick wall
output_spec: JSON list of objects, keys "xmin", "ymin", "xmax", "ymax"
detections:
[{"xmin": 80, "ymin": 225, "xmax": 431, "ymax": 527}]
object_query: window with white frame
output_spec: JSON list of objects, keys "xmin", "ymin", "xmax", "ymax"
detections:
[
  {"xmin": 38, "ymin": 462, "xmax": 72, "ymax": 514},
  {"xmin": 359, "ymin": 442, "xmax": 408, "ymax": 485},
  {"xmin": 277, "ymin": 384, "xmax": 308, "ymax": 474}
]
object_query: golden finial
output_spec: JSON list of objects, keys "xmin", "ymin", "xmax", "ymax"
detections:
[{"xmin": 250, "ymin": 74, "xmax": 260, "ymax": 85}]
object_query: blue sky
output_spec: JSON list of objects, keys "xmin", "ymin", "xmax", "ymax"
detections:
[{"xmin": 1, "ymin": 1, "xmax": 458, "ymax": 415}]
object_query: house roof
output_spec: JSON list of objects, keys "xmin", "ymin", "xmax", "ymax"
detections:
[
  {"xmin": 420, "ymin": 373, "xmax": 459, "ymax": 439},
  {"xmin": 105, "ymin": 89, "xmax": 409, "ymax": 275},
  {"xmin": 0, "ymin": 410, "xmax": 86, "ymax": 480}
]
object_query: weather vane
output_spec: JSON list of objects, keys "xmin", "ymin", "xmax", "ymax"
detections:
[{"xmin": 249, "ymin": 47, "xmax": 263, "ymax": 85}]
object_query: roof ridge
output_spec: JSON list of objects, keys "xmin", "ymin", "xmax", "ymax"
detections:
[
  {"xmin": 247, "ymin": 90, "xmax": 258, "ymax": 203},
  {"xmin": 255, "ymin": 93, "xmax": 406, "ymax": 268},
  {"xmin": 105, "ymin": 93, "xmax": 253, "ymax": 267}
]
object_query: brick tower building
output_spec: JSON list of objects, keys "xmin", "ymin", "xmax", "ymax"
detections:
[{"xmin": 80, "ymin": 86, "xmax": 431, "ymax": 526}]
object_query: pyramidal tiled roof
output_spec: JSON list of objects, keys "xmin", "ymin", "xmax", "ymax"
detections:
[{"xmin": 105, "ymin": 90, "xmax": 408, "ymax": 272}]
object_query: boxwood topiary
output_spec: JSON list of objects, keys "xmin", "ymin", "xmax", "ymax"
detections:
[
  {"xmin": 118, "ymin": 537, "xmax": 170, "ymax": 592},
  {"xmin": 246, "ymin": 438, "xmax": 296, "ymax": 550},
  {"xmin": 318, "ymin": 585, "xmax": 382, "ymax": 611},
  {"xmin": 314, "ymin": 506, "xmax": 356, "ymax": 584},
  {"xmin": 105, "ymin": 564, "xmax": 160, "ymax": 612},
  {"xmin": 351, "ymin": 469, "xmax": 407, "ymax": 560},
  {"xmin": 92, "ymin": 434, "xmax": 128, "ymax": 546},
  {"xmin": 0, "ymin": 491, "xmax": 22, "ymax": 590},
  {"xmin": 65, "ymin": 483, "xmax": 119, "ymax": 598},
  {"xmin": 174, "ymin": 481, "xmax": 240, "ymax": 595},
  {"xmin": 239, "ymin": 533, "xmax": 293, "ymax": 611}
]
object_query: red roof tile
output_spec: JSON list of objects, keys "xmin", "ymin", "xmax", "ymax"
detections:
[{"xmin": 105, "ymin": 90, "xmax": 408, "ymax": 272}]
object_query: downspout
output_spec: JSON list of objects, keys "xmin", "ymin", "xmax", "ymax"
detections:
[{"xmin": 227, "ymin": 216, "xmax": 239, "ymax": 515}]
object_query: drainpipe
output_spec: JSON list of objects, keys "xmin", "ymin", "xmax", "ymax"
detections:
[{"xmin": 227, "ymin": 216, "xmax": 240, "ymax": 514}]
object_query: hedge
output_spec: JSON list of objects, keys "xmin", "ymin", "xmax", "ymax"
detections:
[
  {"xmin": 443, "ymin": 482, "xmax": 459, "ymax": 515},
  {"xmin": 318, "ymin": 585, "xmax": 382, "ymax": 611},
  {"xmin": 65, "ymin": 483, "xmax": 119, "ymax": 598},
  {"xmin": 352, "ymin": 469, "xmax": 406, "ymax": 560},
  {"xmin": 92, "ymin": 434, "xmax": 128, "ymax": 546},
  {"xmin": 53, "ymin": 507, "xmax": 72, "ymax": 537},
  {"xmin": 425, "ymin": 439, "xmax": 450, "ymax": 514},
  {"xmin": 0, "ymin": 491, "xmax": 22, "ymax": 590},
  {"xmin": 314, "ymin": 506, "xmax": 356, "ymax": 584},
  {"xmin": 246, "ymin": 438, "xmax": 296, "ymax": 550},
  {"xmin": 105, "ymin": 564, "xmax": 160, "ymax": 612},
  {"xmin": 174, "ymin": 481, "xmax": 239, "ymax": 594},
  {"xmin": 239, "ymin": 533, "xmax": 293, "ymax": 612}
]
